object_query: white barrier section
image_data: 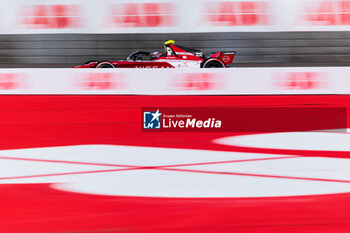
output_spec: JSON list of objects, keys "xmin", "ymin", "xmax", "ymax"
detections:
[
  {"xmin": 0, "ymin": 67, "xmax": 348, "ymax": 95},
  {"xmin": 1, "ymin": 0, "xmax": 350, "ymax": 33}
]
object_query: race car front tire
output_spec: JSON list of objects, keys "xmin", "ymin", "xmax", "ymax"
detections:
[{"xmin": 95, "ymin": 61, "xmax": 115, "ymax": 68}]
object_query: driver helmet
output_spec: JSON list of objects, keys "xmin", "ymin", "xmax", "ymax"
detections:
[{"xmin": 164, "ymin": 40, "xmax": 175, "ymax": 55}]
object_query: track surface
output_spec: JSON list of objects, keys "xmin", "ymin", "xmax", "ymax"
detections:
[{"xmin": 1, "ymin": 95, "xmax": 350, "ymax": 233}]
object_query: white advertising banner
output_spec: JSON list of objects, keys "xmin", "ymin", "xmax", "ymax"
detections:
[
  {"xmin": 1, "ymin": 0, "xmax": 350, "ymax": 34},
  {"xmin": 0, "ymin": 67, "xmax": 348, "ymax": 95}
]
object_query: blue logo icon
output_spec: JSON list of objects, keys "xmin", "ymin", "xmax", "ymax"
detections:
[{"xmin": 143, "ymin": 109, "xmax": 162, "ymax": 129}]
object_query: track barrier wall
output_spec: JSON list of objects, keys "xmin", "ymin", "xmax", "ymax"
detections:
[
  {"xmin": 0, "ymin": 68, "xmax": 348, "ymax": 95},
  {"xmin": 4, "ymin": 0, "xmax": 350, "ymax": 34}
]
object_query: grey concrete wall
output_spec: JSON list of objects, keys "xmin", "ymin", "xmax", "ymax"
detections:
[{"xmin": 1, "ymin": 32, "xmax": 350, "ymax": 67}]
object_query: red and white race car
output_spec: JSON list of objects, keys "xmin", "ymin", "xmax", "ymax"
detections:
[{"xmin": 74, "ymin": 40, "xmax": 236, "ymax": 68}]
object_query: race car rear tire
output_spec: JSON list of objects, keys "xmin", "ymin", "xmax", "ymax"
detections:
[
  {"xmin": 203, "ymin": 59, "xmax": 225, "ymax": 68},
  {"xmin": 95, "ymin": 61, "xmax": 115, "ymax": 68}
]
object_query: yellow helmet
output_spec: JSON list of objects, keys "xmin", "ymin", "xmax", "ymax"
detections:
[{"xmin": 164, "ymin": 40, "xmax": 175, "ymax": 45}]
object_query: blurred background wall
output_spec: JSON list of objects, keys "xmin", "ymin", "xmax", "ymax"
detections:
[
  {"xmin": 1, "ymin": 0, "xmax": 350, "ymax": 67},
  {"xmin": 2, "ymin": 32, "xmax": 350, "ymax": 68}
]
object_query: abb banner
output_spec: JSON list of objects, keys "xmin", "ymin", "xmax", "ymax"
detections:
[
  {"xmin": 2, "ymin": 0, "xmax": 350, "ymax": 33},
  {"xmin": 0, "ymin": 67, "xmax": 349, "ymax": 95}
]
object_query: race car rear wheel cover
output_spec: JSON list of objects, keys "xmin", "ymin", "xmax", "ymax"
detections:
[{"xmin": 203, "ymin": 59, "xmax": 225, "ymax": 68}]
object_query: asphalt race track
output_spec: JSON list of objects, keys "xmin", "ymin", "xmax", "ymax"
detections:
[{"xmin": 0, "ymin": 95, "xmax": 350, "ymax": 233}]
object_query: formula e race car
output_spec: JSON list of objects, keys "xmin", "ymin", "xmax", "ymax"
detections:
[{"xmin": 74, "ymin": 40, "xmax": 236, "ymax": 68}]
